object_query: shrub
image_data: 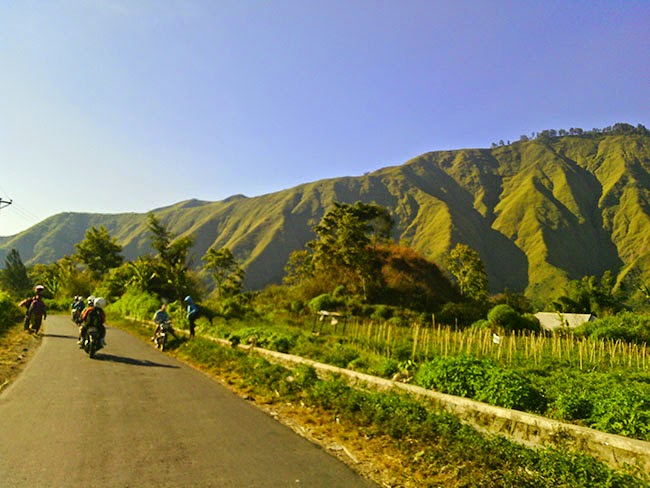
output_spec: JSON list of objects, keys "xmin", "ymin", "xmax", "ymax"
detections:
[
  {"xmin": 308, "ymin": 293, "xmax": 342, "ymax": 313},
  {"xmin": 475, "ymin": 369, "xmax": 547, "ymax": 412},
  {"xmin": 323, "ymin": 343, "xmax": 360, "ymax": 368},
  {"xmin": 575, "ymin": 312, "xmax": 650, "ymax": 345},
  {"xmin": 588, "ymin": 383, "xmax": 650, "ymax": 439},
  {"xmin": 488, "ymin": 304, "xmax": 520, "ymax": 331},
  {"xmin": 0, "ymin": 291, "xmax": 24, "ymax": 326},
  {"xmin": 414, "ymin": 356, "xmax": 489, "ymax": 397},
  {"xmin": 370, "ymin": 304, "xmax": 392, "ymax": 321}
]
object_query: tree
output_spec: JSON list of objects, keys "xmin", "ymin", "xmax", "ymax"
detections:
[
  {"xmin": 202, "ymin": 247, "xmax": 244, "ymax": 298},
  {"xmin": 445, "ymin": 243, "xmax": 489, "ymax": 302},
  {"xmin": 552, "ymin": 270, "xmax": 623, "ymax": 316},
  {"xmin": 146, "ymin": 212, "xmax": 195, "ymax": 300},
  {"xmin": 1, "ymin": 249, "xmax": 31, "ymax": 295},
  {"xmin": 308, "ymin": 202, "xmax": 393, "ymax": 298},
  {"xmin": 75, "ymin": 226, "xmax": 124, "ymax": 279}
]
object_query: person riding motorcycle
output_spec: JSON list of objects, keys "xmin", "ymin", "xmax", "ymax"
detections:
[
  {"xmin": 78, "ymin": 297, "xmax": 107, "ymax": 347},
  {"xmin": 152, "ymin": 303, "xmax": 178, "ymax": 342},
  {"xmin": 71, "ymin": 296, "xmax": 85, "ymax": 323}
]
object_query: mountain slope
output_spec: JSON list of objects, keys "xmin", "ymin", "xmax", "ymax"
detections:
[{"xmin": 1, "ymin": 132, "xmax": 649, "ymax": 301}]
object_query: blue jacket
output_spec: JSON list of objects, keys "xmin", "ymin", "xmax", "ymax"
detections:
[{"xmin": 185, "ymin": 297, "xmax": 199, "ymax": 318}]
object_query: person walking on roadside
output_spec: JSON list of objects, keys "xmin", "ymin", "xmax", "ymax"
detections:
[
  {"xmin": 19, "ymin": 296, "xmax": 32, "ymax": 331},
  {"xmin": 184, "ymin": 296, "xmax": 199, "ymax": 339},
  {"xmin": 27, "ymin": 285, "xmax": 47, "ymax": 334}
]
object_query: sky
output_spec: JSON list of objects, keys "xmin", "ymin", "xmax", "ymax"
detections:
[{"xmin": 1, "ymin": 0, "xmax": 648, "ymax": 237}]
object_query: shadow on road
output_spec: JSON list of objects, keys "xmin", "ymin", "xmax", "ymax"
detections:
[
  {"xmin": 97, "ymin": 353, "xmax": 180, "ymax": 368},
  {"xmin": 43, "ymin": 333, "xmax": 78, "ymax": 340}
]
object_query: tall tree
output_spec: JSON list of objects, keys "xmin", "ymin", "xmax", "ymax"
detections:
[
  {"xmin": 147, "ymin": 212, "xmax": 195, "ymax": 300},
  {"xmin": 308, "ymin": 201, "xmax": 393, "ymax": 298},
  {"xmin": 202, "ymin": 247, "xmax": 244, "ymax": 298},
  {"xmin": 75, "ymin": 226, "xmax": 124, "ymax": 279},
  {"xmin": 445, "ymin": 243, "xmax": 489, "ymax": 302},
  {"xmin": 1, "ymin": 249, "xmax": 31, "ymax": 295}
]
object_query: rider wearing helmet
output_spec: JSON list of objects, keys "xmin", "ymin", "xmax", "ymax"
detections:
[{"xmin": 78, "ymin": 297, "xmax": 107, "ymax": 347}]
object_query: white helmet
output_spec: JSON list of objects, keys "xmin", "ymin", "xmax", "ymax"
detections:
[{"xmin": 94, "ymin": 297, "xmax": 107, "ymax": 309}]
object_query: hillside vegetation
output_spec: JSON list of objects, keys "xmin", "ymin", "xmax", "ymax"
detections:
[{"xmin": 2, "ymin": 128, "xmax": 649, "ymax": 301}]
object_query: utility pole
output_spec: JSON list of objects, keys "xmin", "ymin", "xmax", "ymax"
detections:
[{"xmin": 0, "ymin": 198, "xmax": 12, "ymax": 210}]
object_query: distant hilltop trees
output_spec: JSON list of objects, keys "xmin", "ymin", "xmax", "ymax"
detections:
[{"xmin": 492, "ymin": 122, "xmax": 649, "ymax": 148}]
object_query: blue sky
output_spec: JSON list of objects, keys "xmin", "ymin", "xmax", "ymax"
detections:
[{"xmin": 1, "ymin": 0, "xmax": 648, "ymax": 236}]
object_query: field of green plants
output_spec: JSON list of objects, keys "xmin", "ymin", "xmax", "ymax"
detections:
[
  {"xmin": 108, "ymin": 312, "xmax": 648, "ymax": 486},
  {"xmin": 182, "ymin": 311, "xmax": 649, "ymax": 444}
]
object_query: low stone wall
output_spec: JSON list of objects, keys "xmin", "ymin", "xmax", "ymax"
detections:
[{"xmin": 221, "ymin": 338, "xmax": 650, "ymax": 476}]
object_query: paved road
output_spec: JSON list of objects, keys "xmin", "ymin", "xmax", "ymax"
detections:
[{"xmin": 0, "ymin": 316, "xmax": 376, "ymax": 487}]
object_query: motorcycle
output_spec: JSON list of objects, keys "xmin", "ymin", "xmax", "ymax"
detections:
[
  {"xmin": 82, "ymin": 325, "xmax": 103, "ymax": 359},
  {"xmin": 72, "ymin": 308, "xmax": 83, "ymax": 326},
  {"xmin": 154, "ymin": 320, "xmax": 174, "ymax": 351}
]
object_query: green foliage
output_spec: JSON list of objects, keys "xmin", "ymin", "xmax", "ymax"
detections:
[
  {"xmin": 226, "ymin": 325, "xmax": 299, "ymax": 353},
  {"xmin": 109, "ymin": 289, "xmax": 162, "ymax": 321},
  {"xmin": 202, "ymin": 247, "xmax": 244, "ymax": 298},
  {"xmin": 574, "ymin": 312, "xmax": 650, "ymax": 345},
  {"xmin": 488, "ymin": 304, "xmax": 520, "ymax": 329},
  {"xmin": 323, "ymin": 343, "xmax": 360, "ymax": 368},
  {"xmin": 1, "ymin": 249, "xmax": 31, "ymax": 295},
  {"xmin": 446, "ymin": 243, "xmax": 489, "ymax": 301},
  {"xmin": 307, "ymin": 201, "xmax": 392, "ymax": 297},
  {"xmin": 588, "ymin": 383, "xmax": 650, "ymax": 439},
  {"xmin": 553, "ymin": 271, "xmax": 625, "ymax": 316},
  {"xmin": 414, "ymin": 355, "xmax": 489, "ymax": 397},
  {"xmin": 307, "ymin": 293, "xmax": 342, "ymax": 313},
  {"xmin": 74, "ymin": 225, "xmax": 124, "ymax": 279},
  {"xmin": 414, "ymin": 356, "xmax": 545, "ymax": 412},
  {"xmin": 474, "ymin": 368, "xmax": 547, "ymax": 412},
  {"xmin": 145, "ymin": 212, "xmax": 196, "ymax": 301},
  {"xmin": 487, "ymin": 304, "xmax": 541, "ymax": 333},
  {"xmin": 437, "ymin": 300, "xmax": 488, "ymax": 328},
  {"xmin": 0, "ymin": 290, "xmax": 24, "ymax": 325}
]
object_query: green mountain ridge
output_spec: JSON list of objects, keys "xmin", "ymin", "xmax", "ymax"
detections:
[{"xmin": 2, "ymin": 132, "xmax": 649, "ymax": 302}]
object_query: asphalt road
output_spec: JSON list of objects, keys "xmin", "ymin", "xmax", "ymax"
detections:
[{"xmin": 0, "ymin": 316, "xmax": 376, "ymax": 487}]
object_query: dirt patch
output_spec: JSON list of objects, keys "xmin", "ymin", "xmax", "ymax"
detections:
[{"xmin": 0, "ymin": 324, "xmax": 42, "ymax": 393}]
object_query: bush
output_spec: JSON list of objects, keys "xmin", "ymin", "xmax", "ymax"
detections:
[
  {"xmin": 109, "ymin": 289, "xmax": 161, "ymax": 321},
  {"xmin": 308, "ymin": 293, "xmax": 342, "ymax": 313},
  {"xmin": 415, "ymin": 355, "xmax": 546, "ymax": 412},
  {"xmin": 0, "ymin": 291, "xmax": 24, "ymax": 326},
  {"xmin": 370, "ymin": 304, "xmax": 392, "ymax": 321},
  {"xmin": 323, "ymin": 343, "xmax": 360, "ymax": 368},
  {"xmin": 414, "ymin": 356, "xmax": 489, "ymax": 397},
  {"xmin": 487, "ymin": 304, "xmax": 541, "ymax": 333},
  {"xmin": 474, "ymin": 369, "xmax": 547, "ymax": 412},
  {"xmin": 575, "ymin": 312, "xmax": 650, "ymax": 345},
  {"xmin": 588, "ymin": 383, "xmax": 650, "ymax": 439}
]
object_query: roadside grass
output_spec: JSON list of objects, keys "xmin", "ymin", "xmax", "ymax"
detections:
[
  {"xmin": 0, "ymin": 320, "xmax": 41, "ymax": 393},
  {"xmin": 112, "ymin": 317, "xmax": 649, "ymax": 487}
]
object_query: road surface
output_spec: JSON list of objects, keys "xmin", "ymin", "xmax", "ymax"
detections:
[{"xmin": 0, "ymin": 315, "xmax": 376, "ymax": 487}]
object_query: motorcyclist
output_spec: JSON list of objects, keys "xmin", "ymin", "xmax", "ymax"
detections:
[
  {"xmin": 78, "ymin": 297, "xmax": 107, "ymax": 348},
  {"xmin": 152, "ymin": 303, "xmax": 178, "ymax": 342},
  {"xmin": 71, "ymin": 296, "xmax": 85, "ymax": 323}
]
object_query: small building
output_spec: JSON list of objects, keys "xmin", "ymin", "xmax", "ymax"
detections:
[{"xmin": 534, "ymin": 312, "xmax": 595, "ymax": 331}]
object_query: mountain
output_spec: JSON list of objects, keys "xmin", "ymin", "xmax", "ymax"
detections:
[{"xmin": 1, "ymin": 129, "xmax": 649, "ymax": 302}]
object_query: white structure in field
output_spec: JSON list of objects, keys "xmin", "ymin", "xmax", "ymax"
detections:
[{"xmin": 534, "ymin": 312, "xmax": 595, "ymax": 331}]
